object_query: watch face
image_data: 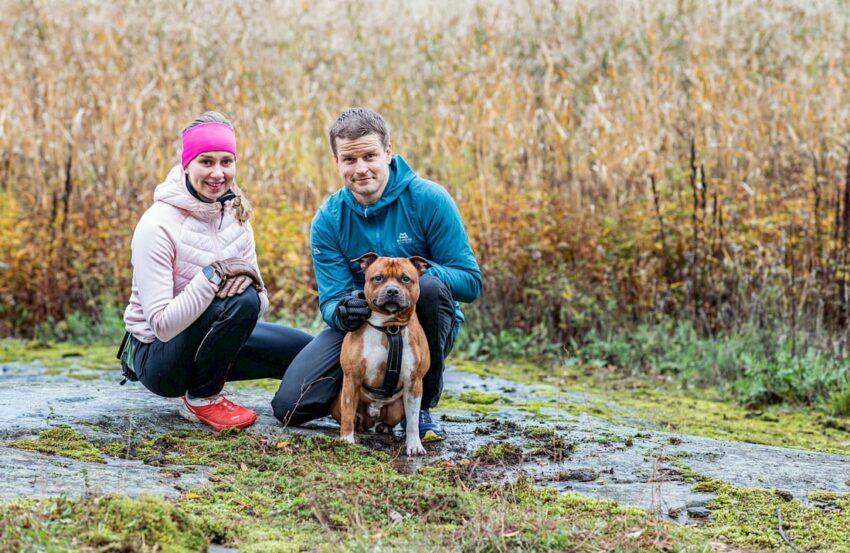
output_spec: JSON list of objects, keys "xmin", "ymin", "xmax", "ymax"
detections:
[{"xmin": 203, "ymin": 265, "xmax": 220, "ymax": 284}]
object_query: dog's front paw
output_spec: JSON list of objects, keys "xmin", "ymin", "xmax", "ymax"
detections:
[
  {"xmin": 340, "ymin": 432, "xmax": 356, "ymax": 444},
  {"xmin": 406, "ymin": 439, "xmax": 427, "ymax": 456}
]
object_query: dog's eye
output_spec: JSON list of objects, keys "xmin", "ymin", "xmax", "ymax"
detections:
[
  {"xmin": 373, "ymin": 275, "xmax": 383, "ymax": 283},
  {"xmin": 401, "ymin": 275, "xmax": 411, "ymax": 284}
]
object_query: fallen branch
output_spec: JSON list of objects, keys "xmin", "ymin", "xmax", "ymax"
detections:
[{"xmin": 776, "ymin": 507, "xmax": 799, "ymax": 552}]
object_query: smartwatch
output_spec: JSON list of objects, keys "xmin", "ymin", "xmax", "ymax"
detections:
[{"xmin": 202, "ymin": 265, "xmax": 223, "ymax": 286}]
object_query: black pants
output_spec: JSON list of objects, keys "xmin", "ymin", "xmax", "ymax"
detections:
[
  {"xmin": 133, "ymin": 288, "xmax": 313, "ymax": 398},
  {"xmin": 271, "ymin": 275, "xmax": 456, "ymax": 426}
]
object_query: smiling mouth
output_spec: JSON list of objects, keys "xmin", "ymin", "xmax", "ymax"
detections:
[{"xmin": 374, "ymin": 298, "xmax": 409, "ymax": 313}]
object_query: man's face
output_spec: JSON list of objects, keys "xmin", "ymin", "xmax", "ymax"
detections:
[
  {"xmin": 185, "ymin": 151, "xmax": 235, "ymax": 202},
  {"xmin": 334, "ymin": 133, "xmax": 392, "ymax": 205}
]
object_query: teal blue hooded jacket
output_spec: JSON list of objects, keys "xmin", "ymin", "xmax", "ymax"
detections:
[{"xmin": 311, "ymin": 155, "xmax": 482, "ymax": 332}]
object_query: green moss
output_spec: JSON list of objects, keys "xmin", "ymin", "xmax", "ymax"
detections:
[
  {"xmin": 229, "ymin": 378, "xmax": 281, "ymax": 393},
  {"xmin": 0, "ymin": 430, "xmax": 711, "ymax": 550},
  {"xmin": 434, "ymin": 396, "xmax": 499, "ymax": 414},
  {"xmin": 691, "ymin": 479, "xmax": 850, "ymax": 550},
  {"xmin": 608, "ymin": 387, "xmax": 850, "ymax": 455},
  {"xmin": 458, "ymin": 390, "xmax": 502, "ymax": 404},
  {"xmin": 471, "ymin": 442, "xmax": 524, "ymax": 464},
  {"xmin": 0, "ymin": 495, "xmax": 206, "ymax": 551},
  {"xmin": 0, "ymin": 339, "xmax": 116, "ymax": 371},
  {"xmin": 523, "ymin": 427, "xmax": 575, "ymax": 461},
  {"xmin": 7, "ymin": 426, "xmax": 104, "ymax": 463},
  {"xmin": 452, "ymin": 360, "xmax": 850, "ymax": 455}
]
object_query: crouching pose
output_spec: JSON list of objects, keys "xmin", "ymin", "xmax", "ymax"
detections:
[
  {"xmin": 120, "ymin": 111, "xmax": 312, "ymax": 431},
  {"xmin": 272, "ymin": 108, "xmax": 481, "ymax": 441}
]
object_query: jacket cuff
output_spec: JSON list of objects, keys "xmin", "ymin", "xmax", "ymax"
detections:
[{"xmin": 258, "ymin": 289, "xmax": 270, "ymax": 318}]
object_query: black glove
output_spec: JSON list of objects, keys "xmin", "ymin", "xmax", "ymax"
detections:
[{"xmin": 335, "ymin": 290, "xmax": 371, "ymax": 332}]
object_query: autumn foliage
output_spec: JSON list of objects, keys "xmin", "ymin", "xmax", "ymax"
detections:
[{"xmin": 1, "ymin": 1, "xmax": 850, "ymax": 350}]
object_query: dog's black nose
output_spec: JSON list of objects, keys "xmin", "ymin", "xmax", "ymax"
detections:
[{"xmin": 385, "ymin": 286, "xmax": 400, "ymax": 297}]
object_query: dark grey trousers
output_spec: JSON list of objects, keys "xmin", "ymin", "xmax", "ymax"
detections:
[
  {"xmin": 133, "ymin": 288, "xmax": 313, "ymax": 398},
  {"xmin": 271, "ymin": 275, "xmax": 456, "ymax": 426}
]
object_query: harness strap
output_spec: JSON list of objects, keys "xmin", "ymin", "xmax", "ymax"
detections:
[{"xmin": 362, "ymin": 323, "xmax": 405, "ymax": 398}]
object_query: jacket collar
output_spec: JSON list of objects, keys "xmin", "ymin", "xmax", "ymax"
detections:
[{"xmin": 154, "ymin": 164, "xmax": 234, "ymax": 221}]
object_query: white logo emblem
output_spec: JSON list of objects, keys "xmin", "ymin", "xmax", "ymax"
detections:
[{"xmin": 397, "ymin": 232, "xmax": 412, "ymax": 244}]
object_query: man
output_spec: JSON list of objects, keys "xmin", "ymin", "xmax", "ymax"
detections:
[{"xmin": 272, "ymin": 108, "xmax": 481, "ymax": 441}]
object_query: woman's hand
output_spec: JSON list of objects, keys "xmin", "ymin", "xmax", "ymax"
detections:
[
  {"xmin": 217, "ymin": 275, "xmax": 254, "ymax": 298},
  {"xmin": 210, "ymin": 258, "xmax": 264, "ymax": 291}
]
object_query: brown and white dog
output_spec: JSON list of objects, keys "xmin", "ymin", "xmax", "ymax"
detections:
[{"xmin": 331, "ymin": 253, "xmax": 431, "ymax": 456}]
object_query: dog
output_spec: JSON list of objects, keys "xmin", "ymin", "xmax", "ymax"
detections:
[{"xmin": 331, "ymin": 253, "xmax": 431, "ymax": 456}]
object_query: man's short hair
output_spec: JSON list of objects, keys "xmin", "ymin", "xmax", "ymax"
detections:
[{"xmin": 328, "ymin": 108, "xmax": 390, "ymax": 158}]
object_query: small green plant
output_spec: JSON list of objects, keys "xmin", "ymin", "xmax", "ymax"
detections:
[{"xmin": 828, "ymin": 388, "xmax": 850, "ymax": 416}]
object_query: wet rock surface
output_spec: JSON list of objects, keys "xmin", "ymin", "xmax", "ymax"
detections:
[
  {"xmin": 2, "ymin": 358, "xmax": 850, "ymax": 524},
  {"xmin": 0, "ymin": 446, "xmax": 209, "ymax": 501}
]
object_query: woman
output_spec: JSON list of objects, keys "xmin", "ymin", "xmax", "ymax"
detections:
[{"xmin": 120, "ymin": 111, "xmax": 311, "ymax": 432}]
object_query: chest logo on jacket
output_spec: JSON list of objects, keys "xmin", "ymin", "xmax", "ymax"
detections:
[{"xmin": 397, "ymin": 232, "xmax": 412, "ymax": 245}]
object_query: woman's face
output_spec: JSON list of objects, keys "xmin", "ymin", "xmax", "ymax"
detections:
[{"xmin": 185, "ymin": 151, "xmax": 236, "ymax": 202}]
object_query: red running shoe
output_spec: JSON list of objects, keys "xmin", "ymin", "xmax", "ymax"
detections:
[{"xmin": 179, "ymin": 394, "xmax": 257, "ymax": 432}]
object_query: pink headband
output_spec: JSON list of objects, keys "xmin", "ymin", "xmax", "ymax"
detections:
[{"xmin": 181, "ymin": 122, "xmax": 237, "ymax": 167}]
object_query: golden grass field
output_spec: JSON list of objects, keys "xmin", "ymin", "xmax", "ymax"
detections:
[{"xmin": 1, "ymin": 0, "xmax": 850, "ymax": 346}]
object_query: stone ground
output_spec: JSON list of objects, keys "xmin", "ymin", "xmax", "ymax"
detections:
[{"xmin": 2, "ymin": 355, "xmax": 849, "ymax": 527}]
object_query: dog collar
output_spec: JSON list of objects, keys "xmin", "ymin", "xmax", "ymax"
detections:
[{"xmin": 366, "ymin": 321, "xmax": 405, "ymax": 334}]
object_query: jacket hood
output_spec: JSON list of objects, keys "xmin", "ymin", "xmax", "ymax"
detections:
[
  {"xmin": 341, "ymin": 155, "xmax": 417, "ymax": 217},
  {"xmin": 154, "ymin": 164, "xmax": 236, "ymax": 220}
]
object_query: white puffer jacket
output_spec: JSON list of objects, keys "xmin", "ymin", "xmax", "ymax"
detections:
[{"xmin": 123, "ymin": 165, "xmax": 269, "ymax": 343}]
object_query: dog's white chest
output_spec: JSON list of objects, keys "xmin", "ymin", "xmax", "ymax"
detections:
[{"xmin": 361, "ymin": 323, "xmax": 415, "ymax": 416}]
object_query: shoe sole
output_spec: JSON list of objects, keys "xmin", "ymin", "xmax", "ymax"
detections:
[
  {"xmin": 179, "ymin": 403, "xmax": 257, "ymax": 433},
  {"xmin": 421, "ymin": 430, "xmax": 445, "ymax": 443}
]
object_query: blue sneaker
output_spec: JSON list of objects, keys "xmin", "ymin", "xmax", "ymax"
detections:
[{"xmin": 417, "ymin": 410, "xmax": 445, "ymax": 442}]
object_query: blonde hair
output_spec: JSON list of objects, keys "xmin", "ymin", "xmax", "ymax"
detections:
[{"xmin": 184, "ymin": 111, "xmax": 253, "ymax": 224}]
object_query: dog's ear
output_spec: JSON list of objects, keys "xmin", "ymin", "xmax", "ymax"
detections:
[
  {"xmin": 409, "ymin": 256, "xmax": 430, "ymax": 276},
  {"xmin": 353, "ymin": 252, "xmax": 379, "ymax": 271}
]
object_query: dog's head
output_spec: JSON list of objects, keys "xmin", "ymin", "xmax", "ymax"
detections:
[{"xmin": 355, "ymin": 253, "xmax": 430, "ymax": 316}]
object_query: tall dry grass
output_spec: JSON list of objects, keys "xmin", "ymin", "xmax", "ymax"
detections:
[{"xmin": 1, "ymin": 0, "xmax": 850, "ymax": 351}]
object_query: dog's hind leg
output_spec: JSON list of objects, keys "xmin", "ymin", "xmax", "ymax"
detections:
[{"xmin": 376, "ymin": 400, "xmax": 404, "ymax": 434}]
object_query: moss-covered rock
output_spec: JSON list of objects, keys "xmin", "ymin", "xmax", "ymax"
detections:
[
  {"xmin": 471, "ymin": 442, "xmax": 524, "ymax": 464},
  {"xmin": 0, "ymin": 430, "xmax": 710, "ymax": 551},
  {"xmin": 452, "ymin": 359, "xmax": 850, "ymax": 455},
  {"xmin": 7, "ymin": 426, "xmax": 104, "ymax": 463},
  {"xmin": 693, "ymin": 479, "xmax": 850, "ymax": 550}
]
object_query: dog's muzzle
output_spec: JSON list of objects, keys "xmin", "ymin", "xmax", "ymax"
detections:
[{"xmin": 373, "ymin": 286, "xmax": 410, "ymax": 312}]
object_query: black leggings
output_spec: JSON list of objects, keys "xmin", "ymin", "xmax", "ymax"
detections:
[
  {"xmin": 133, "ymin": 287, "xmax": 313, "ymax": 398},
  {"xmin": 271, "ymin": 275, "xmax": 456, "ymax": 425}
]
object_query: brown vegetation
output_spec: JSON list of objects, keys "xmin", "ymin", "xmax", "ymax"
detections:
[{"xmin": 1, "ymin": 0, "xmax": 849, "ymax": 349}]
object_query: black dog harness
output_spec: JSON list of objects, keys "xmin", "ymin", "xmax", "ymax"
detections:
[{"xmin": 362, "ymin": 323, "xmax": 405, "ymax": 398}]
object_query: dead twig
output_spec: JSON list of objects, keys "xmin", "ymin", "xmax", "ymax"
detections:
[{"xmin": 776, "ymin": 507, "xmax": 799, "ymax": 552}]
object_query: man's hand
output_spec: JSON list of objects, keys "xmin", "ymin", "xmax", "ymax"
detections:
[
  {"xmin": 335, "ymin": 290, "xmax": 371, "ymax": 331},
  {"xmin": 210, "ymin": 258, "xmax": 264, "ymax": 291},
  {"xmin": 217, "ymin": 275, "xmax": 254, "ymax": 298}
]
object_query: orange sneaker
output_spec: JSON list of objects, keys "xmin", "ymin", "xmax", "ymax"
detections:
[{"xmin": 179, "ymin": 394, "xmax": 257, "ymax": 432}]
